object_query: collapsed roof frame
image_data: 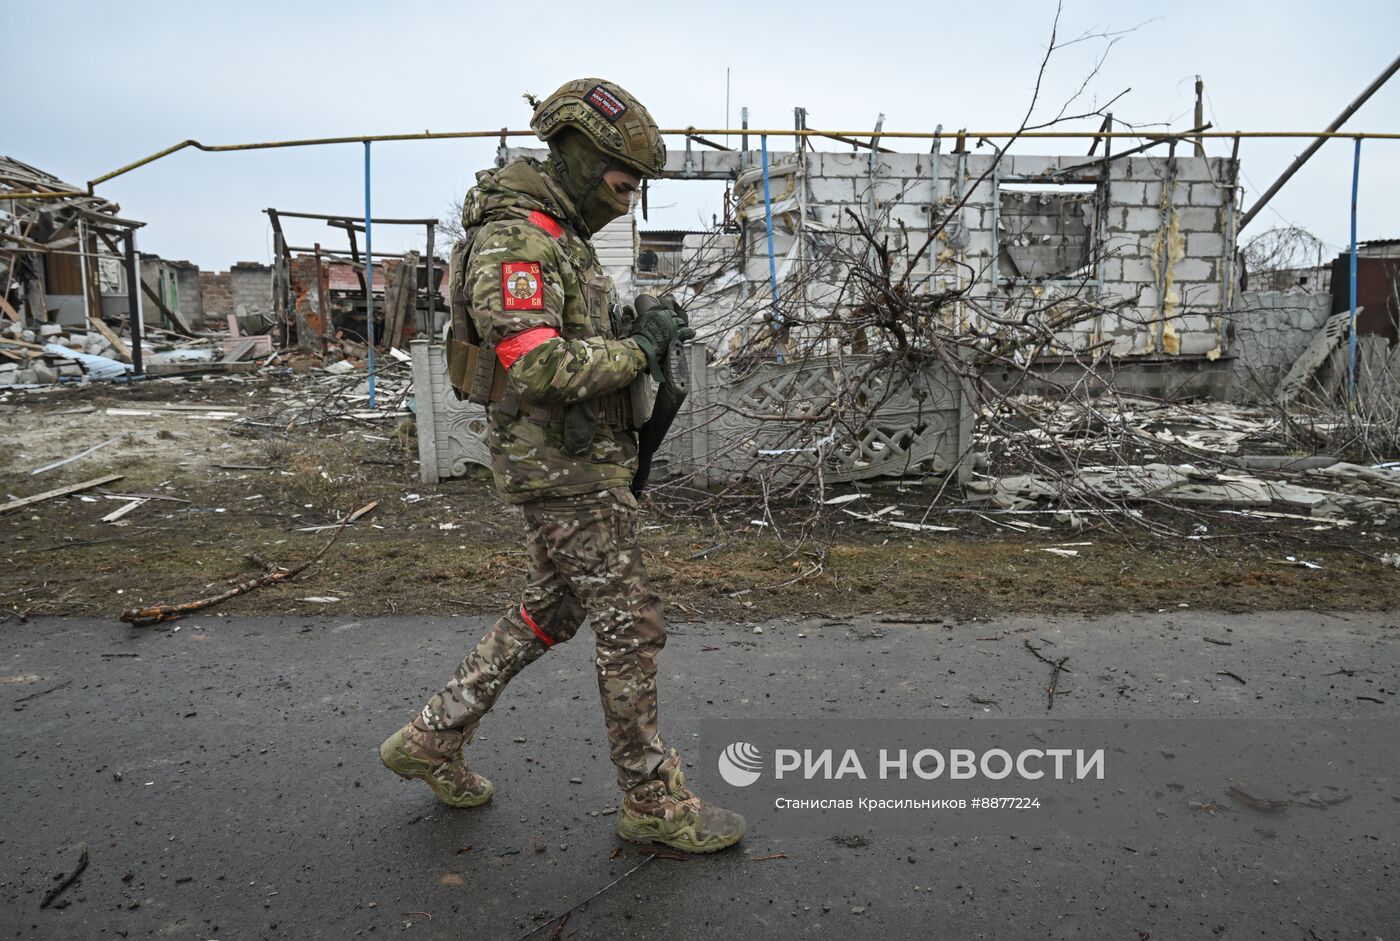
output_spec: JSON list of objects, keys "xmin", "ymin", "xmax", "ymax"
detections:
[
  {"xmin": 1, "ymin": 156, "xmax": 152, "ymax": 374},
  {"xmin": 264, "ymin": 208, "xmax": 439, "ymax": 355}
]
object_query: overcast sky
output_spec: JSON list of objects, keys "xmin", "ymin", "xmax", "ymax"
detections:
[{"xmin": 9, "ymin": 0, "xmax": 1398, "ymax": 270}]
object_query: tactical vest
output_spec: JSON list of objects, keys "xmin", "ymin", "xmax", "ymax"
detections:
[{"xmin": 445, "ymin": 215, "xmax": 647, "ymax": 431}]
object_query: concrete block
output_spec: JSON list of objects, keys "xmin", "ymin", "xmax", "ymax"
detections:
[
  {"xmin": 13, "ymin": 368, "xmax": 37, "ymax": 384},
  {"xmin": 1131, "ymin": 330, "xmax": 1157, "ymax": 354},
  {"xmin": 1174, "ymin": 207, "xmax": 1223, "ymax": 232},
  {"xmin": 1101, "ymin": 231, "xmax": 1140, "ymax": 257},
  {"xmin": 32, "ymin": 363, "xmax": 56, "ymax": 383},
  {"xmin": 1189, "ymin": 183, "xmax": 1227, "ymax": 206},
  {"xmin": 820, "ymin": 152, "xmax": 869, "ymax": 177},
  {"xmin": 1122, "ymin": 258, "xmax": 1158, "ymax": 282},
  {"xmin": 39, "ymin": 323, "xmax": 64, "ymax": 337},
  {"xmin": 1171, "ymin": 258, "xmax": 1214, "ymax": 280},
  {"xmin": 1177, "ymin": 282, "xmax": 1223, "ymax": 308},
  {"xmin": 1124, "ymin": 207, "xmax": 1166, "ymax": 232},
  {"xmin": 1175, "ymin": 313, "xmax": 1215, "ymax": 333},
  {"xmin": 957, "ymin": 207, "xmax": 985, "ymax": 230},
  {"xmin": 871, "ymin": 153, "xmax": 924, "ymax": 179},
  {"xmin": 1100, "ymin": 258, "xmax": 1123, "ymax": 281},
  {"xmin": 807, "ymin": 177, "xmax": 856, "ymax": 203},
  {"xmin": 20, "ymin": 330, "xmax": 35, "ymax": 343},
  {"xmin": 962, "ymin": 154, "xmax": 997, "ymax": 178},
  {"xmin": 1186, "ymin": 232, "xmax": 1224, "ymax": 256},
  {"xmin": 887, "ymin": 204, "xmax": 931, "ymax": 228},
  {"xmin": 869, "ymin": 177, "xmax": 933, "ymax": 206},
  {"xmin": 1178, "ymin": 333, "xmax": 1221, "ymax": 355},
  {"xmin": 57, "ymin": 363, "xmax": 83, "ymax": 378},
  {"xmin": 1111, "ymin": 181, "xmax": 1147, "ymax": 204},
  {"xmin": 1127, "ymin": 157, "xmax": 1169, "ymax": 183},
  {"xmin": 1172, "ymin": 157, "xmax": 1218, "ymax": 182},
  {"xmin": 1005, "ymin": 154, "xmax": 1061, "ymax": 178}
]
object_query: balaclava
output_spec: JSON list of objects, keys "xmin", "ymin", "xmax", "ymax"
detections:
[{"xmin": 547, "ymin": 128, "xmax": 632, "ymax": 237}]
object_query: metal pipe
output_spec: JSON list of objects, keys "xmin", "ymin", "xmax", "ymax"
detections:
[
  {"xmin": 364, "ymin": 142, "xmax": 376, "ymax": 408},
  {"xmin": 1193, "ymin": 77, "xmax": 1205, "ymax": 158},
  {"xmin": 1348, "ymin": 137, "xmax": 1362, "ymax": 403},
  {"xmin": 5, "ymin": 129, "xmax": 1400, "ymax": 203},
  {"xmin": 284, "ymin": 245, "xmax": 426, "ymax": 259},
  {"xmin": 270, "ymin": 209, "xmax": 438, "ymax": 225},
  {"xmin": 1240, "ymin": 52, "xmax": 1400, "ymax": 232},
  {"xmin": 760, "ymin": 135, "xmax": 783, "ymax": 363}
]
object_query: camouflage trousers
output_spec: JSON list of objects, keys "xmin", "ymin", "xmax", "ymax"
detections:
[{"xmin": 418, "ymin": 486, "xmax": 670, "ymax": 790}]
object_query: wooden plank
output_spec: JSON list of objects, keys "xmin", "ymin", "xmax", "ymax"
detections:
[
  {"xmin": 221, "ymin": 337, "xmax": 257, "ymax": 363},
  {"xmin": 0, "ymin": 474, "xmax": 125, "ymax": 516},
  {"xmin": 101, "ymin": 499, "xmax": 147, "ymax": 523},
  {"xmin": 139, "ymin": 279, "xmax": 197, "ymax": 336},
  {"xmin": 87, "ymin": 317, "xmax": 132, "ymax": 361},
  {"xmin": 143, "ymin": 361, "xmax": 256, "ymax": 378},
  {"xmin": 0, "ymin": 293, "xmax": 20, "ymax": 322}
]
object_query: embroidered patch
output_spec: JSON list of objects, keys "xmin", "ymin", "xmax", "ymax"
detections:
[
  {"xmin": 502, "ymin": 262, "xmax": 544, "ymax": 311},
  {"xmin": 585, "ymin": 85, "xmax": 627, "ymax": 122}
]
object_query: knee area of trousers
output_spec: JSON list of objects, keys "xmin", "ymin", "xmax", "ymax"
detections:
[{"xmin": 594, "ymin": 630, "xmax": 666, "ymax": 665}]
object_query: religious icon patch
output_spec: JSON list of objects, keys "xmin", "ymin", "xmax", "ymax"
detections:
[{"xmin": 502, "ymin": 262, "xmax": 544, "ymax": 311}]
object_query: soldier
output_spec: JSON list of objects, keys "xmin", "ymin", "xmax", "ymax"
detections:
[{"xmin": 379, "ymin": 78, "xmax": 746, "ymax": 854}]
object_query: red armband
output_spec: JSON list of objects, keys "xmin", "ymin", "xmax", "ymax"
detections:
[{"xmin": 496, "ymin": 326, "xmax": 560, "ymax": 369}]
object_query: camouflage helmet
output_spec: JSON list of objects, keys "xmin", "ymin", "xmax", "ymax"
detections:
[{"xmin": 530, "ymin": 78, "xmax": 667, "ymax": 179}]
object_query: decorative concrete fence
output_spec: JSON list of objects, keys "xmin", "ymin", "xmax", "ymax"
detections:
[{"xmin": 411, "ymin": 339, "xmax": 971, "ymax": 487}]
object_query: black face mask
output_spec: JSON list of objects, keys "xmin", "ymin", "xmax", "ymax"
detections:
[{"xmin": 549, "ymin": 132, "xmax": 633, "ymax": 236}]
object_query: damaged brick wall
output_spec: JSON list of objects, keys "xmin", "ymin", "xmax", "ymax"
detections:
[{"xmin": 734, "ymin": 151, "xmax": 1239, "ymax": 359}]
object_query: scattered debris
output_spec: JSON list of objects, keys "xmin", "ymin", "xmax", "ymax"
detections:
[
  {"xmin": 28, "ymin": 438, "xmax": 119, "ymax": 476},
  {"xmin": 1023, "ymin": 638, "xmax": 1071, "ymax": 710},
  {"xmin": 39, "ymin": 842, "xmax": 88, "ymax": 909},
  {"xmin": 513, "ymin": 853, "xmax": 657, "ymax": 941},
  {"xmin": 12, "ymin": 679, "xmax": 71, "ymax": 711}
]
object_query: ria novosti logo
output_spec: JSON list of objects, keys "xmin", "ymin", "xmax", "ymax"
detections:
[
  {"xmin": 717, "ymin": 742, "xmax": 764, "ymax": 787},
  {"xmin": 715, "ymin": 742, "xmax": 1105, "ymax": 786}
]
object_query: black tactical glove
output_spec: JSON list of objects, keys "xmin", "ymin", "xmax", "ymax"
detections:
[{"xmin": 630, "ymin": 299, "xmax": 692, "ymax": 382}]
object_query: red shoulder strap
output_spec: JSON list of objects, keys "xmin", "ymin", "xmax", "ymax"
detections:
[{"xmin": 526, "ymin": 211, "xmax": 563, "ymax": 240}]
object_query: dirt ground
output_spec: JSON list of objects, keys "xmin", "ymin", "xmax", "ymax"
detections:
[{"xmin": 5, "ymin": 374, "xmax": 1400, "ymax": 625}]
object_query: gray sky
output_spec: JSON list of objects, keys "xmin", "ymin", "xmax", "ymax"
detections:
[{"xmin": 9, "ymin": 0, "xmax": 1399, "ymax": 270}]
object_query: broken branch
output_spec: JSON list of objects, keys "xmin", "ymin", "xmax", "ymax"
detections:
[
  {"xmin": 118, "ymin": 516, "xmax": 351, "ymax": 627},
  {"xmin": 39, "ymin": 842, "xmax": 88, "ymax": 909}
]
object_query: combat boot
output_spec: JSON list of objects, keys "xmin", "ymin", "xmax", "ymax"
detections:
[
  {"xmin": 616, "ymin": 749, "xmax": 746, "ymax": 853},
  {"xmin": 379, "ymin": 720, "xmax": 493, "ymax": 808}
]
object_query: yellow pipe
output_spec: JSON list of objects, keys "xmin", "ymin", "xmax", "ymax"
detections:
[
  {"xmin": 667, "ymin": 129, "xmax": 1400, "ymax": 139},
  {"xmin": 2, "ymin": 127, "xmax": 1397, "ymax": 203}
]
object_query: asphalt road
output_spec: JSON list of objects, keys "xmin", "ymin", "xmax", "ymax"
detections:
[{"xmin": 2, "ymin": 610, "xmax": 1397, "ymax": 940}]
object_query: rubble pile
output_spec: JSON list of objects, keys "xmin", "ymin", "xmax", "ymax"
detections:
[{"xmin": 970, "ymin": 394, "xmax": 1400, "ymax": 529}]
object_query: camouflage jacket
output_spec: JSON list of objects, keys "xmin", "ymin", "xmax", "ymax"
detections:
[{"xmin": 458, "ymin": 156, "xmax": 647, "ymax": 504}]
